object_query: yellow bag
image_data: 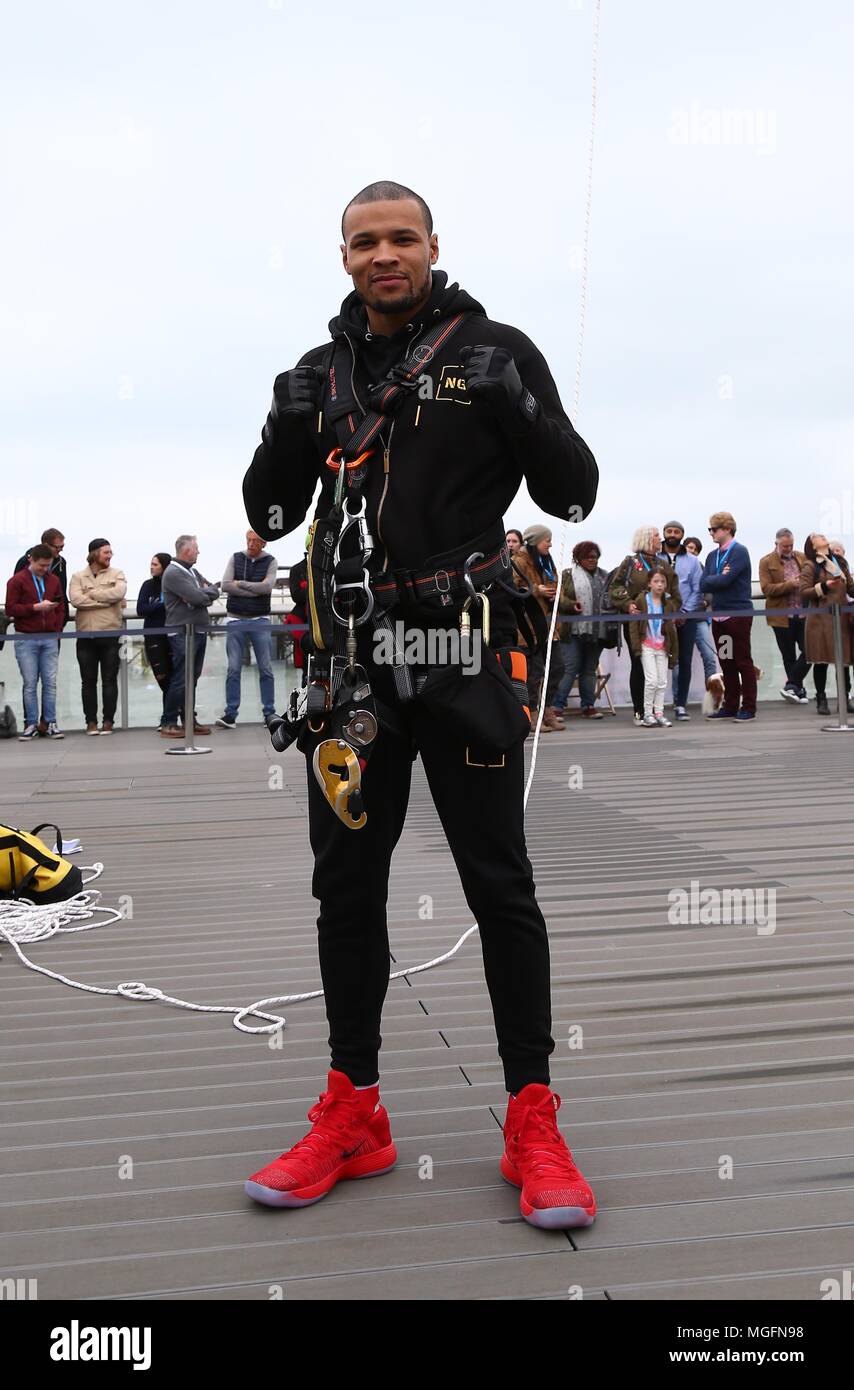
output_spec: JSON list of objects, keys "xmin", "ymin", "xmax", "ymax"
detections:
[{"xmin": 0, "ymin": 823, "xmax": 83, "ymax": 903}]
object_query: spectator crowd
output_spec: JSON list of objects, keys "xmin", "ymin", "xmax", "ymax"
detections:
[
  {"xmin": 3, "ymin": 512, "xmax": 854, "ymax": 739},
  {"xmin": 3, "ymin": 528, "xmax": 281, "ymax": 740},
  {"xmin": 503, "ymin": 513, "xmax": 854, "ymax": 731}
]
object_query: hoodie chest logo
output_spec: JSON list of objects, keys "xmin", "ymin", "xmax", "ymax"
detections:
[{"xmin": 417, "ymin": 363, "xmax": 470, "ymax": 405}]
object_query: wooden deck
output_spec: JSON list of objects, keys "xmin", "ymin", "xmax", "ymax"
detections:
[{"xmin": 2, "ymin": 705, "xmax": 853, "ymax": 1300}]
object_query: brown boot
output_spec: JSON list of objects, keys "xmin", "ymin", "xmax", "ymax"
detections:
[
  {"xmin": 540, "ymin": 709, "xmax": 562, "ymax": 732},
  {"xmin": 193, "ymin": 722, "xmax": 212, "ymax": 736},
  {"xmin": 159, "ymin": 725, "xmax": 183, "ymax": 738},
  {"xmin": 548, "ymin": 707, "xmax": 566, "ymax": 728}
]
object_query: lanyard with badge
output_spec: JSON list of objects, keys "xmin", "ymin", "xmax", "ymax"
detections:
[
  {"xmin": 716, "ymin": 543, "xmax": 734, "ymax": 574},
  {"xmin": 31, "ymin": 573, "xmax": 45, "ymax": 602}
]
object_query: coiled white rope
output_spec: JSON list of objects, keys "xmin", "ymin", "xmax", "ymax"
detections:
[
  {"xmin": 525, "ymin": 0, "xmax": 602, "ymax": 804},
  {"xmin": 0, "ymin": 865, "xmax": 479, "ymax": 1035}
]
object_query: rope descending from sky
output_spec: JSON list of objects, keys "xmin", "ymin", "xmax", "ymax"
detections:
[{"xmin": 525, "ymin": 0, "xmax": 602, "ymax": 806}]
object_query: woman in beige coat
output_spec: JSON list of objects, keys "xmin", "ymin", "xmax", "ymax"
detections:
[{"xmin": 800, "ymin": 532, "xmax": 854, "ymax": 715}]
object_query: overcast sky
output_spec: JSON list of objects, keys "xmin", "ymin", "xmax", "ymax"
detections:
[{"xmin": 2, "ymin": 0, "xmax": 853, "ymax": 593}]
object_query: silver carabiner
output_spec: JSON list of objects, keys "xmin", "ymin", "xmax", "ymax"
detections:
[
  {"xmin": 462, "ymin": 551, "xmax": 484, "ymax": 605},
  {"xmin": 335, "ymin": 495, "xmax": 374, "ymax": 568}
]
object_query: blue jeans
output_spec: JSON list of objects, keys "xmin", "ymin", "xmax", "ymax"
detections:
[
  {"xmin": 674, "ymin": 618, "xmax": 718, "ymax": 698},
  {"xmin": 163, "ymin": 631, "xmax": 207, "ymax": 727},
  {"xmin": 225, "ymin": 620, "xmax": 275, "ymax": 718},
  {"xmin": 674, "ymin": 620, "xmax": 697, "ymax": 707},
  {"xmin": 15, "ymin": 635, "xmax": 59, "ymax": 726},
  {"xmin": 553, "ymin": 636, "xmax": 603, "ymax": 711}
]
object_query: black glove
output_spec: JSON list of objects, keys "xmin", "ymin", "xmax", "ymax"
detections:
[
  {"xmin": 459, "ymin": 345, "xmax": 540, "ymax": 428},
  {"xmin": 263, "ymin": 366, "xmax": 324, "ymax": 446}
]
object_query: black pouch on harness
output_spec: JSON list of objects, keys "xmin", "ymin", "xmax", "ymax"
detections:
[{"xmin": 416, "ymin": 645, "xmax": 530, "ymax": 759}]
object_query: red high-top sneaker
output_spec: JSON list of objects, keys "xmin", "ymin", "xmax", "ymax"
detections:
[
  {"xmin": 501, "ymin": 1083, "xmax": 596, "ymax": 1230},
  {"xmin": 245, "ymin": 1069, "xmax": 397, "ymax": 1208}
]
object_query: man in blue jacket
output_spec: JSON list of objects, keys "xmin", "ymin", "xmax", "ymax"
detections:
[
  {"xmin": 658, "ymin": 520, "xmax": 705, "ymax": 720},
  {"xmin": 702, "ymin": 511, "xmax": 756, "ymax": 720}
]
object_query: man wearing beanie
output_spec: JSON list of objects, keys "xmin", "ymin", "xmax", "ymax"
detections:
[
  {"xmin": 658, "ymin": 520, "xmax": 705, "ymax": 719},
  {"xmin": 69, "ymin": 539, "xmax": 127, "ymax": 734}
]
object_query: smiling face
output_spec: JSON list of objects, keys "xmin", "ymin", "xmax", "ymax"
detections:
[{"xmin": 341, "ymin": 199, "xmax": 439, "ymax": 331}]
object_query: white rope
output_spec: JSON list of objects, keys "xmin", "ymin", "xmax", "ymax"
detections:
[
  {"xmin": 0, "ymin": 11, "xmax": 601, "ymax": 1043},
  {"xmin": 0, "ymin": 865, "xmax": 479, "ymax": 1036},
  {"xmin": 524, "ymin": 0, "xmax": 602, "ymax": 806}
]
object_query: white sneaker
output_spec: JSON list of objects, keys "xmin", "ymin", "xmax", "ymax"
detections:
[
  {"xmin": 46, "ymin": 722, "xmax": 65, "ymax": 739},
  {"xmin": 18, "ymin": 724, "xmax": 39, "ymax": 741},
  {"xmin": 654, "ymin": 714, "xmax": 672, "ymax": 727},
  {"xmin": 674, "ymin": 706, "xmax": 690, "ymax": 721},
  {"xmin": 633, "ymin": 713, "xmax": 644, "ymax": 726},
  {"xmin": 642, "ymin": 715, "xmax": 658, "ymax": 727}
]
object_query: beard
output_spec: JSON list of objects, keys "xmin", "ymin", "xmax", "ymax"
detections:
[{"xmin": 361, "ymin": 269, "xmax": 432, "ymax": 318}]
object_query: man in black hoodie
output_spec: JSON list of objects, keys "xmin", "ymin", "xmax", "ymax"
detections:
[{"xmin": 243, "ymin": 181, "xmax": 599, "ymax": 1230}]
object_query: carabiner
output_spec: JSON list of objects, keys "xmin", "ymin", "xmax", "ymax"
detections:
[
  {"xmin": 462, "ymin": 551, "xmax": 485, "ymax": 604},
  {"xmin": 334, "ymin": 495, "xmax": 374, "ymax": 568}
]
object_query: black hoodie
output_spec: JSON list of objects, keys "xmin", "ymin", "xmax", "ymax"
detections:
[{"xmin": 243, "ymin": 269, "xmax": 598, "ymax": 576}]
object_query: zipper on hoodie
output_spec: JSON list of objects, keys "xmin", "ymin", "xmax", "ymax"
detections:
[{"xmin": 375, "ymin": 420, "xmax": 395, "ymax": 573}]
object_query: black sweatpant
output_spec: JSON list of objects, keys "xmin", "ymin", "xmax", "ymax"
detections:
[
  {"xmin": 305, "ymin": 686, "xmax": 555, "ymax": 1095},
  {"xmin": 76, "ymin": 636, "xmax": 120, "ymax": 725}
]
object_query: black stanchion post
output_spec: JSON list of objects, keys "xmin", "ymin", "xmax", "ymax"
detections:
[
  {"xmin": 165, "ymin": 621, "xmax": 212, "ymax": 756},
  {"xmin": 821, "ymin": 601, "xmax": 852, "ymax": 733}
]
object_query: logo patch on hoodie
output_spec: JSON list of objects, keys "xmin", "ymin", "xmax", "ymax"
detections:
[{"xmin": 434, "ymin": 364, "xmax": 471, "ymax": 405}]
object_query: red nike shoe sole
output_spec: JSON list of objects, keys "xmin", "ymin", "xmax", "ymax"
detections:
[
  {"xmin": 500, "ymin": 1154, "xmax": 597, "ymax": 1230},
  {"xmin": 245, "ymin": 1142, "xmax": 398, "ymax": 1208}
]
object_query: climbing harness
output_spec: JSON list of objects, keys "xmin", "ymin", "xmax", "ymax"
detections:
[{"xmin": 268, "ymin": 304, "xmax": 522, "ymax": 827}]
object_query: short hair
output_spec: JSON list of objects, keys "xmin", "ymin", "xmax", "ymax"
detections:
[
  {"xmin": 572, "ymin": 540, "xmax": 601, "ymax": 564},
  {"xmin": 341, "ymin": 181, "xmax": 433, "ymax": 241},
  {"xmin": 631, "ymin": 525, "xmax": 658, "ymax": 554},
  {"xmin": 41, "ymin": 527, "xmax": 64, "ymax": 545},
  {"xmin": 29, "ymin": 544, "xmax": 54, "ymax": 562},
  {"xmin": 775, "ymin": 527, "xmax": 793, "ymax": 540},
  {"xmin": 684, "ymin": 536, "xmax": 703, "ymax": 554},
  {"xmin": 174, "ymin": 534, "xmax": 197, "ymax": 555},
  {"xmin": 709, "ymin": 510, "xmax": 737, "ymax": 535}
]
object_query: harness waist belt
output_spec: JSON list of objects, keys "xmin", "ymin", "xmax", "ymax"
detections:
[{"xmin": 370, "ymin": 540, "xmax": 511, "ymax": 610}]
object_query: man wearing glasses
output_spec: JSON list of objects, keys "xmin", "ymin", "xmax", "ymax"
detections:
[{"xmin": 701, "ymin": 511, "xmax": 756, "ymax": 721}]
